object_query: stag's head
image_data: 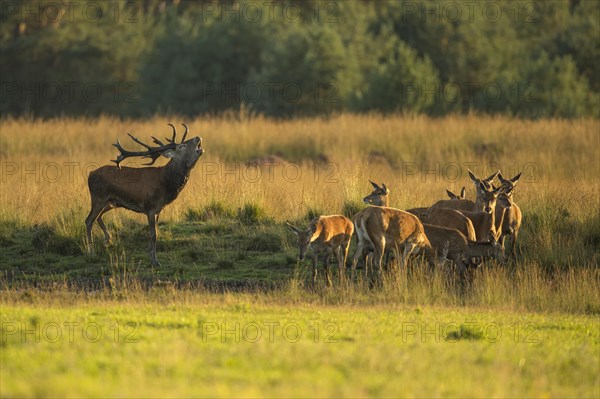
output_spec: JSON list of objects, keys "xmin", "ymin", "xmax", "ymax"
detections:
[
  {"xmin": 363, "ymin": 181, "xmax": 389, "ymax": 206},
  {"xmin": 113, "ymin": 123, "xmax": 203, "ymax": 169}
]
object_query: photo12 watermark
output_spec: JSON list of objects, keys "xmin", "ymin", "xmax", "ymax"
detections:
[
  {"xmin": 198, "ymin": 321, "xmax": 339, "ymax": 343},
  {"xmin": 1, "ymin": 320, "xmax": 140, "ymax": 344},
  {"xmin": 0, "ymin": 81, "xmax": 139, "ymax": 105},
  {"xmin": 400, "ymin": 1, "xmax": 541, "ymax": 23},
  {"xmin": 399, "ymin": 321, "xmax": 539, "ymax": 344},
  {"xmin": 1, "ymin": 1, "xmax": 139, "ymax": 24}
]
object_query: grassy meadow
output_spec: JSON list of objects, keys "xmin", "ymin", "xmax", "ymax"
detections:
[
  {"xmin": 1, "ymin": 114, "xmax": 599, "ymax": 397},
  {"xmin": 1, "ymin": 293, "xmax": 599, "ymax": 398}
]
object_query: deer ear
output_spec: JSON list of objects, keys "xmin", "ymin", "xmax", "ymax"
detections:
[
  {"xmin": 369, "ymin": 180, "xmax": 380, "ymax": 190},
  {"xmin": 497, "ymin": 172, "xmax": 507, "ymax": 184},
  {"xmin": 510, "ymin": 172, "xmax": 522, "ymax": 185},
  {"xmin": 382, "ymin": 183, "xmax": 389, "ymax": 194},
  {"xmin": 285, "ymin": 222, "xmax": 300, "ymax": 234},
  {"xmin": 484, "ymin": 170, "xmax": 499, "ymax": 183},
  {"xmin": 468, "ymin": 169, "xmax": 478, "ymax": 183},
  {"xmin": 479, "ymin": 181, "xmax": 487, "ymax": 192},
  {"xmin": 460, "ymin": 187, "xmax": 466, "ymax": 199},
  {"xmin": 446, "ymin": 189, "xmax": 455, "ymax": 199}
]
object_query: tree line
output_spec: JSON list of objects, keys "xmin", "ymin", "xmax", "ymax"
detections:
[{"xmin": 1, "ymin": 0, "xmax": 598, "ymax": 118}]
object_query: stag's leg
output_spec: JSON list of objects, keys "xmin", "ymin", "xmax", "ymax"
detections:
[
  {"xmin": 85, "ymin": 199, "xmax": 108, "ymax": 253},
  {"xmin": 147, "ymin": 212, "xmax": 160, "ymax": 266},
  {"xmin": 96, "ymin": 205, "xmax": 114, "ymax": 245}
]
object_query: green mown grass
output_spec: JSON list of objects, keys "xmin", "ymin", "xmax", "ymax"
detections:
[{"xmin": 1, "ymin": 298, "xmax": 598, "ymax": 398}]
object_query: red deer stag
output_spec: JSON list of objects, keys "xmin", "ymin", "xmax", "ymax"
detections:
[{"xmin": 85, "ymin": 123, "xmax": 204, "ymax": 266}]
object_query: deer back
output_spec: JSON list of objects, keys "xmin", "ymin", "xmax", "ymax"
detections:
[
  {"xmin": 428, "ymin": 199, "xmax": 475, "ymax": 212},
  {"xmin": 361, "ymin": 206, "xmax": 428, "ymax": 248},
  {"xmin": 423, "ymin": 207, "xmax": 476, "ymax": 241},
  {"xmin": 311, "ymin": 215, "xmax": 354, "ymax": 247},
  {"xmin": 423, "ymin": 223, "xmax": 468, "ymax": 262}
]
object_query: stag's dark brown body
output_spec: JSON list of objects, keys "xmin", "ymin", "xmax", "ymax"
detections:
[
  {"xmin": 88, "ymin": 164, "xmax": 192, "ymax": 213},
  {"xmin": 85, "ymin": 124, "xmax": 203, "ymax": 266}
]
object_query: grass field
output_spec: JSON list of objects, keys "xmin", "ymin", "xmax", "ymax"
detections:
[
  {"xmin": 1, "ymin": 291, "xmax": 599, "ymax": 398},
  {"xmin": 1, "ymin": 114, "xmax": 599, "ymax": 397}
]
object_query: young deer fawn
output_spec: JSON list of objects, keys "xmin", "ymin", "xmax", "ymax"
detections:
[{"xmin": 286, "ymin": 215, "xmax": 354, "ymax": 287}]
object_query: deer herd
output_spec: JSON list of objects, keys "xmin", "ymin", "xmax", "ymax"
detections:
[{"xmin": 85, "ymin": 124, "xmax": 523, "ymax": 286}]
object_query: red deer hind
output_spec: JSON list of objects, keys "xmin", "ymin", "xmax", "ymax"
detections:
[{"xmin": 85, "ymin": 123, "xmax": 204, "ymax": 266}]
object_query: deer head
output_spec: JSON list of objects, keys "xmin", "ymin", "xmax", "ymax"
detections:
[
  {"xmin": 478, "ymin": 182, "xmax": 503, "ymax": 214},
  {"xmin": 363, "ymin": 180, "xmax": 389, "ymax": 206},
  {"xmin": 498, "ymin": 172, "xmax": 522, "ymax": 194},
  {"xmin": 446, "ymin": 186, "xmax": 467, "ymax": 200},
  {"xmin": 286, "ymin": 220, "xmax": 318, "ymax": 260},
  {"xmin": 113, "ymin": 123, "xmax": 203, "ymax": 169}
]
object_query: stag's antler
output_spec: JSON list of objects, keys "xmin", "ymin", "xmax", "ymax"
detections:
[{"xmin": 112, "ymin": 124, "xmax": 186, "ymax": 167}]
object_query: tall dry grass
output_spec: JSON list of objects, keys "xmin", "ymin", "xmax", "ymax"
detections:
[
  {"xmin": 1, "ymin": 113, "xmax": 598, "ymax": 223},
  {"xmin": 0, "ymin": 114, "xmax": 598, "ymax": 312}
]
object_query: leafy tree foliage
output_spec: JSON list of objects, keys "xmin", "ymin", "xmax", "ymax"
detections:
[{"xmin": 1, "ymin": 0, "xmax": 598, "ymax": 118}]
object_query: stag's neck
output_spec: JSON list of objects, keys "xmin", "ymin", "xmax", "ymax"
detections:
[{"xmin": 162, "ymin": 160, "xmax": 192, "ymax": 202}]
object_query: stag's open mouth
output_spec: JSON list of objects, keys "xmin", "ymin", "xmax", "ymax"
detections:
[{"xmin": 197, "ymin": 139, "xmax": 204, "ymax": 155}]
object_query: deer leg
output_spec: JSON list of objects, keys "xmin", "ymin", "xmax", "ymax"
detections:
[
  {"xmin": 338, "ymin": 245, "xmax": 347, "ymax": 285},
  {"xmin": 330, "ymin": 246, "xmax": 342, "ymax": 286},
  {"xmin": 373, "ymin": 238, "xmax": 385, "ymax": 280},
  {"xmin": 85, "ymin": 200, "xmax": 108, "ymax": 253},
  {"xmin": 323, "ymin": 248, "xmax": 333, "ymax": 287},
  {"xmin": 401, "ymin": 242, "xmax": 416, "ymax": 269},
  {"xmin": 509, "ymin": 230, "xmax": 519, "ymax": 263},
  {"xmin": 96, "ymin": 205, "xmax": 114, "ymax": 245},
  {"xmin": 351, "ymin": 239, "xmax": 365, "ymax": 281},
  {"xmin": 147, "ymin": 212, "xmax": 160, "ymax": 266},
  {"xmin": 312, "ymin": 251, "xmax": 318, "ymax": 288}
]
